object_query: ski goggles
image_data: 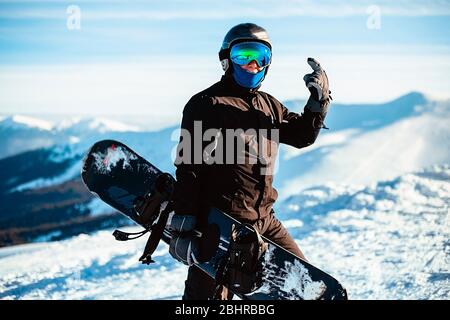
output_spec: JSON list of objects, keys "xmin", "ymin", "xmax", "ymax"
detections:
[{"xmin": 230, "ymin": 41, "xmax": 272, "ymax": 68}]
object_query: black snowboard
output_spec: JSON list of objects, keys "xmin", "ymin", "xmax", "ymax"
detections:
[{"xmin": 81, "ymin": 139, "xmax": 348, "ymax": 300}]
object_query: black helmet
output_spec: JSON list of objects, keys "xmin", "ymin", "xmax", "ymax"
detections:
[{"xmin": 219, "ymin": 23, "xmax": 272, "ymax": 72}]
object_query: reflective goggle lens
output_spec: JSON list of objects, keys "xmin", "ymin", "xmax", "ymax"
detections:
[{"xmin": 230, "ymin": 42, "xmax": 271, "ymax": 68}]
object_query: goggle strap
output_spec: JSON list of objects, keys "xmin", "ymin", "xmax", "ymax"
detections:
[{"xmin": 219, "ymin": 48, "xmax": 230, "ymax": 61}]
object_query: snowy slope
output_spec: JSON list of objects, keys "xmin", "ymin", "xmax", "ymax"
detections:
[
  {"xmin": 0, "ymin": 165, "xmax": 448, "ymax": 300},
  {"xmin": 0, "ymin": 230, "xmax": 186, "ymax": 300},
  {"xmin": 278, "ymin": 165, "xmax": 450, "ymax": 300},
  {"xmin": 275, "ymin": 95, "xmax": 450, "ymax": 199}
]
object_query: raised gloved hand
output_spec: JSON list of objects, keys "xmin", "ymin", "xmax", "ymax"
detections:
[
  {"xmin": 166, "ymin": 213, "xmax": 200, "ymax": 266},
  {"xmin": 303, "ymin": 57, "xmax": 332, "ymax": 115}
]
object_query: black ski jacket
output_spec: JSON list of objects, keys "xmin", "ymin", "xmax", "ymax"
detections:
[{"xmin": 173, "ymin": 75, "xmax": 326, "ymax": 223}]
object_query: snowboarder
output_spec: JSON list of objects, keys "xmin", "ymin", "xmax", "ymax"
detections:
[{"xmin": 163, "ymin": 23, "xmax": 331, "ymax": 299}]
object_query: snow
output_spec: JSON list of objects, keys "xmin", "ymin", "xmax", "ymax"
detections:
[
  {"xmin": 33, "ymin": 231, "xmax": 63, "ymax": 243},
  {"xmin": 283, "ymin": 128, "xmax": 360, "ymax": 161},
  {"xmin": 10, "ymin": 160, "xmax": 82, "ymax": 192},
  {"xmin": 59, "ymin": 116, "xmax": 141, "ymax": 133},
  {"xmin": 279, "ymin": 165, "xmax": 450, "ymax": 300},
  {"xmin": 0, "ymin": 165, "xmax": 448, "ymax": 300},
  {"xmin": 281, "ymin": 219, "xmax": 304, "ymax": 229},
  {"xmin": 0, "ymin": 115, "xmax": 54, "ymax": 131},
  {"xmin": 278, "ymin": 100, "xmax": 450, "ymax": 199},
  {"xmin": 55, "ymin": 117, "xmax": 82, "ymax": 131},
  {"xmin": 252, "ymin": 246, "xmax": 327, "ymax": 299},
  {"xmin": 68, "ymin": 136, "xmax": 80, "ymax": 144},
  {"xmin": 0, "ymin": 229, "xmax": 186, "ymax": 300},
  {"xmin": 0, "ymin": 115, "xmax": 147, "ymax": 160},
  {"xmin": 88, "ymin": 118, "xmax": 140, "ymax": 133},
  {"xmin": 54, "ymin": 117, "xmax": 141, "ymax": 133},
  {"xmin": 92, "ymin": 145, "xmax": 138, "ymax": 173},
  {"xmin": 82, "ymin": 198, "xmax": 115, "ymax": 217},
  {"xmin": 281, "ymin": 259, "xmax": 326, "ymax": 300}
]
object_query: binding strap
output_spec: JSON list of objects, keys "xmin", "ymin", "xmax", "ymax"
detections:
[{"xmin": 139, "ymin": 202, "xmax": 174, "ymax": 265}]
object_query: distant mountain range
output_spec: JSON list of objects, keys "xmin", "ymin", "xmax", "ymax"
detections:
[
  {"xmin": 1, "ymin": 91, "xmax": 448, "ymax": 247},
  {"xmin": 0, "ymin": 116, "xmax": 143, "ymax": 160},
  {"xmin": 0, "ymin": 112, "xmax": 180, "ymax": 246}
]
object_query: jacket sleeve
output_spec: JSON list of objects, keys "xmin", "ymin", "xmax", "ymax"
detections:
[
  {"xmin": 279, "ymin": 104, "xmax": 326, "ymax": 149},
  {"xmin": 172, "ymin": 95, "xmax": 208, "ymax": 216}
]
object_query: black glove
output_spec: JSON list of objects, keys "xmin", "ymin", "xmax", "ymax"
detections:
[
  {"xmin": 303, "ymin": 57, "xmax": 332, "ymax": 115},
  {"xmin": 166, "ymin": 213, "xmax": 200, "ymax": 266}
]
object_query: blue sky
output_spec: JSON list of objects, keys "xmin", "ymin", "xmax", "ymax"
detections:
[
  {"xmin": 0, "ymin": 0, "xmax": 450, "ymax": 125},
  {"xmin": 1, "ymin": 1, "xmax": 449, "ymax": 62}
]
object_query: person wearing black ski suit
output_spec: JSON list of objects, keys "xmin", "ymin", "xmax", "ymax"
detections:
[{"xmin": 169, "ymin": 23, "xmax": 331, "ymax": 300}]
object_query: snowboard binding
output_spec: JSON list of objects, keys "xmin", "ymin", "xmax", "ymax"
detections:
[
  {"xmin": 112, "ymin": 172, "xmax": 176, "ymax": 264},
  {"xmin": 133, "ymin": 172, "xmax": 175, "ymax": 227},
  {"xmin": 213, "ymin": 223, "xmax": 267, "ymax": 298}
]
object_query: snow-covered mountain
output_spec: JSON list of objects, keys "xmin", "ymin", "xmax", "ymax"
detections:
[
  {"xmin": 0, "ymin": 115, "xmax": 54, "ymax": 131},
  {"xmin": 0, "ymin": 116, "xmax": 57, "ymax": 159},
  {"xmin": 0, "ymin": 91, "xmax": 448, "ymax": 253},
  {"xmin": 1, "ymin": 91, "xmax": 439, "ymax": 195},
  {"xmin": 275, "ymin": 92, "xmax": 450, "ymax": 199},
  {"xmin": 0, "ymin": 115, "xmax": 145, "ymax": 159},
  {"xmin": 0, "ymin": 165, "xmax": 448, "ymax": 300},
  {"xmin": 59, "ymin": 117, "xmax": 141, "ymax": 136},
  {"xmin": 0, "ymin": 126, "xmax": 177, "ymax": 246}
]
